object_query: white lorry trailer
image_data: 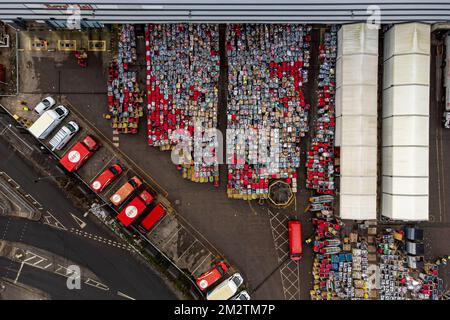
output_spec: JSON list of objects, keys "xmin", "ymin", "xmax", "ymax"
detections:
[{"xmin": 28, "ymin": 105, "xmax": 69, "ymax": 139}]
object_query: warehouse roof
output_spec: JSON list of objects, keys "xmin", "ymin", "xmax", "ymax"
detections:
[
  {"xmin": 381, "ymin": 22, "xmax": 430, "ymax": 221},
  {"xmin": 0, "ymin": 0, "xmax": 450, "ymax": 23},
  {"xmin": 336, "ymin": 23, "xmax": 378, "ymax": 221}
]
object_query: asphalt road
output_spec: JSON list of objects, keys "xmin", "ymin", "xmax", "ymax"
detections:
[
  {"xmin": 0, "ymin": 257, "xmax": 116, "ymax": 299},
  {"xmin": 0, "ymin": 138, "xmax": 177, "ymax": 300}
]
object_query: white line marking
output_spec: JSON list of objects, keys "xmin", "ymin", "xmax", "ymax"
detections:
[
  {"xmin": 43, "ymin": 211, "xmax": 67, "ymax": 231},
  {"xmin": 69, "ymin": 212, "xmax": 87, "ymax": 229},
  {"xmin": 190, "ymin": 252, "xmax": 212, "ymax": 275},
  {"xmin": 117, "ymin": 291, "xmax": 135, "ymax": 300},
  {"xmin": 85, "ymin": 278, "xmax": 109, "ymax": 291},
  {"xmin": 89, "ymin": 156, "xmax": 115, "ymax": 184},
  {"xmin": 14, "ymin": 261, "xmax": 25, "ymax": 284}
]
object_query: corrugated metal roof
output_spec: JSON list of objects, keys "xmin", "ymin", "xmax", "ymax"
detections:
[{"xmin": 0, "ymin": 1, "xmax": 449, "ymax": 23}]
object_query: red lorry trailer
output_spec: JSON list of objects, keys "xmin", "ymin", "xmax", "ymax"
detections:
[
  {"xmin": 288, "ymin": 220, "xmax": 303, "ymax": 261},
  {"xmin": 116, "ymin": 190, "xmax": 154, "ymax": 227},
  {"xmin": 59, "ymin": 135, "xmax": 99, "ymax": 172}
]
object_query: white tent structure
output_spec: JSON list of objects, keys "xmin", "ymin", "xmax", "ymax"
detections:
[
  {"xmin": 381, "ymin": 23, "xmax": 430, "ymax": 221},
  {"xmin": 336, "ymin": 23, "xmax": 378, "ymax": 220}
]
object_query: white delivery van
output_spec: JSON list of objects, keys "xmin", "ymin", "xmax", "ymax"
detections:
[
  {"xmin": 206, "ymin": 273, "xmax": 244, "ymax": 300},
  {"xmin": 28, "ymin": 105, "xmax": 69, "ymax": 139},
  {"xmin": 48, "ymin": 121, "xmax": 79, "ymax": 151}
]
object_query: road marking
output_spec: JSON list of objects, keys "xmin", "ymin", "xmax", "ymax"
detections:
[
  {"xmin": 190, "ymin": 252, "xmax": 212, "ymax": 276},
  {"xmin": 85, "ymin": 278, "xmax": 109, "ymax": 291},
  {"xmin": 175, "ymin": 239, "xmax": 198, "ymax": 263},
  {"xmin": 25, "ymin": 194, "xmax": 42, "ymax": 208},
  {"xmin": 117, "ymin": 291, "xmax": 135, "ymax": 300},
  {"xmin": 268, "ymin": 210, "xmax": 301, "ymax": 300},
  {"xmin": 1, "ymin": 217, "xmax": 11, "ymax": 240},
  {"xmin": 69, "ymin": 228, "xmax": 131, "ymax": 251},
  {"xmin": 14, "ymin": 261, "xmax": 25, "ymax": 284},
  {"xmin": 42, "ymin": 211, "xmax": 67, "ymax": 231},
  {"xmin": 69, "ymin": 212, "xmax": 87, "ymax": 229},
  {"xmin": 89, "ymin": 156, "xmax": 115, "ymax": 184},
  {"xmin": 55, "ymin": 264, "xmax": 79, "ymax": 278}
]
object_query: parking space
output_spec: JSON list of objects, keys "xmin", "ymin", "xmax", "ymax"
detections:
[
  {"xmin": 1, "ymin": 91, "xmax": 230, "ymax": 296},
  {"xmin": 145, "ymin": 212, "xmax": 218, "ymax": 277},
  {"xmin": 268, "ymin": 210, "xmax": 301, "ymax": 300}
]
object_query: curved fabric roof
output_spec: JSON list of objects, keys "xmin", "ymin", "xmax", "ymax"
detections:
[
  {"xmin": 336, "ymin": 23, "xmax": 378, "ymax": 220},
  {"xmin": 381, "ymin": 22, "xmax": 430, "ymax": 221}
]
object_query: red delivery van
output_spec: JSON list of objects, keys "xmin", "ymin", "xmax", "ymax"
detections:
[
  {"xmin": 196, "ymin": 261, "xmax": 229, "ymax": 291},
  {"xmin": 139, "ymin": 203, "xmax": 166, "ymax": 232},
  {"xmin": 90, "ymin": 164, "xmax": 123, "ymax": 193},
  {"xmin": 116, "ymin": 190, "xmax": 154, "ymax": 227},
  {"xmin": 59, "ymin": 135, "xmax": 99, "ymax": 172},
  {"xmin": 288, "ymin": 220, "xmax": 302, "ymax": 260}
]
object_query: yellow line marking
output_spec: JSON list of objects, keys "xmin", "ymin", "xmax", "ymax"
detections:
[
  {"xmin": 88, "ymin": 40, "xmax": 106, "ymax": 52},
  {"xmin": 57, "ymin": 40, "xmax": 77, "ymax": 52}
]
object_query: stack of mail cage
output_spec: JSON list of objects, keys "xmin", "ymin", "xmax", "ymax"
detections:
[
  {"xmin": 145, "ymin": 24, "xmax": 220, "ymax": 185},
  {"xmin": 226, "ymin": 24, "xmax": 312, "ymax": 200},
  {"xmin": 107, "ymin": 24, "xmax": 143, "ymax": 134},
  {"xmin": 306, "ymin": 27, "xmax": 337, "ymax": 195}
]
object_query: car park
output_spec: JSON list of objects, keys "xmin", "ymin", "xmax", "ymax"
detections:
[
  {"xmin": 34, "ymin": 96, "xmax": 55, "ymax": 115},
  {"xmin": 116, "ymin": 190, "xmax": 154, "ymax": 227},
  {"xmin": 59, "ymin": 135, "xmax": 99, "ymax": 172},
  {"xmin": 110, "ymin": 176, "xmax": 142, "ymax": 206},
  {"xmin": 195, "ymin": 261, "xmax": 229, "ymax": 291},
  {"xmin": 206, "ymin": 273, "xmax": 243, "ymax": 300},
  {"xmin": 48, "ymin": 121, "xmax": 79, "ymax": 151},
  {"xmin": 231, "ymin": 290, "xmax": 250, "ymax": 300},
  {"xmin": 90, "ymin": 164, "xmax": 123, "ymax": 193},
  {"xmin": 288, "ymin": 220, "xmax": 303, "ymax": 261}
]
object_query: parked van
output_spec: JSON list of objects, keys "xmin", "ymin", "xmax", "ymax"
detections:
[
  {"xmin": 110, "ymin": 176, "xmax": 142, "ymax": 206},
  {"xmin": 34, "ymin": 96, "xmax": 55, "ymax": 115},
  {"xmin": 48, "ymin": 121, "xmax": 79, "ymax": 151},
  {"xmin": 206, "ymin": 273, "xmax": 243, "ymax": 300},
  {"xmin": 288, "ymin": 220, "xmax": 302, "ymax": 260},
  {"xmin": 138, "ymin": 203, "xmax": 166, "ymax": 232},
  {"xmin": 116, "ymin": 190, "xmax": 154, "ymax": 227},
  {"xmin": 28, "ymin": 105, "xmax": 69, "ymax": 139},
  {"xmin": 59, "ymin": 135, "xmax": 99, "ymax": 172}
]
